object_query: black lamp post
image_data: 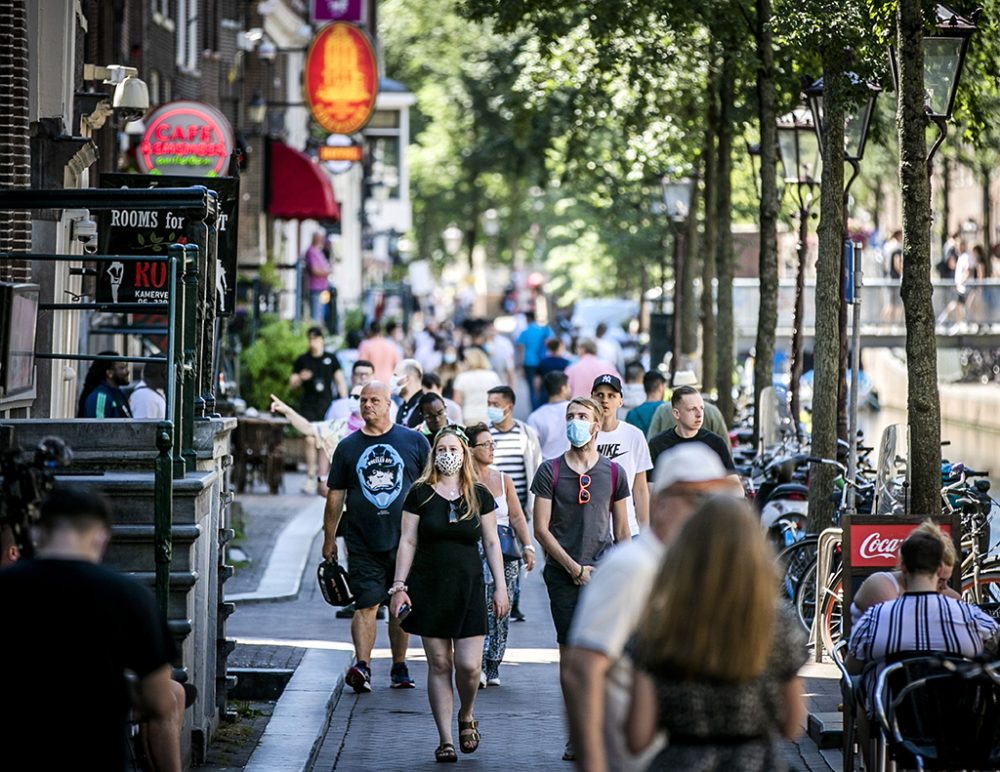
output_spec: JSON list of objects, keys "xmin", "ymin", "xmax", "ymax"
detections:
[
  {"xmin": 889, "ymin": 4, "xmax": 978, "ymax": 164},
  {"xmin": 660, "ymin": 174, "xmax": 694, "ymax": 379},
  {"xmin": 777, "ymin": 106, "xmax": 820, "ymax": 435}
]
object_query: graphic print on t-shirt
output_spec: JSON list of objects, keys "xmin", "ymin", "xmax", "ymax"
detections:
[
  {"xmin": 595, "ymin": 442, "xmax": 628, "ymax": 460},
  {"xmin": 356, "ymin": 443, "xmax": 405, "ymax": 512}
]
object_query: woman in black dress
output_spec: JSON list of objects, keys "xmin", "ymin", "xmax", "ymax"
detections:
[{"xmin": 389, "ymin": 426, "xmax": 510, "ymax": 763}]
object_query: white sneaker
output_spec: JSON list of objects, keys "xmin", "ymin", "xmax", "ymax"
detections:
[
  {"xmin": 487, "ymin": 677, "xmax": 501, "ymax": 686},
  {"xmin": 302, "ymin": 478, "xmax": 318, "ymax": 495},
  {"xmin": 479, "ymin": 672, "xmax": 487, "ymax": 689}
]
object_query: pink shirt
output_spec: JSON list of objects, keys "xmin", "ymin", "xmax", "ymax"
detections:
[
  {"xmin": 305, "ymin": 246, "xmax": 331, "ymax": 292},
  {"xmin": 565, "ymin": 355, "xmax": 622, "ymax": 399},
  {"xmin": 357, "ymin": 336, "xmax": 400, "ymax": 383}
]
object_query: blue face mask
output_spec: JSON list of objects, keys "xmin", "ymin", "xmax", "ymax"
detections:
[
  {"xmin": 566, "ymin": 419, "xmax": 593, "ymax": 448},
  {"xmin": 486, "ymin": 406, "xmax": 505, "ymax": 425}
]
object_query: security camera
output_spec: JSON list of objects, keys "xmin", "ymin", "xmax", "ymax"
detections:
[
  {"xmin": 113, "ymin": 74, "xmax": 149, "ymax": 123},
  {"xmin": 70, "ymin": 212, "xmax": 98, "ymax": 254}
]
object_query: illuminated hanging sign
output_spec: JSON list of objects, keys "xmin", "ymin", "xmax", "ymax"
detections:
[
  {"xmin": 311, "ymin": 0, "xmax": 366, "ymax": 23},
  {"xmin": 138, "ymin": 101, "xmax": 235, "ymax": 177},
  {"xmin": 318, "ymin": 144, "xmax": 363, "ymax": 162},
  {"xmin": 305, "ymin": 22, "xmax": 379, "ymax": 135}
]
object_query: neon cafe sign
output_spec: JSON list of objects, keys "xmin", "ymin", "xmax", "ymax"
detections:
[{"xmin": 138, "ymin": 100, "xmax": 234, "ymax": 177}]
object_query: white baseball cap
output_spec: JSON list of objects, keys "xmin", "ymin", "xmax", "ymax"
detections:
[{"xmin": 651, "ymin": 443, "xmax": 729, "ymax": 496}]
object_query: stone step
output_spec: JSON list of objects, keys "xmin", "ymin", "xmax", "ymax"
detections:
[{"xmin": 808, "ymin": 710, "xmax": 844, "ymax": 750}]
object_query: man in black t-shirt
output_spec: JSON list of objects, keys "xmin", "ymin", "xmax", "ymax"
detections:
[
  {"xmin": 324, "ymin": 381, "xmax": 430, "ymax": 693},
  {"xmin": 0, "ymin": 487, "xmax": 180, "ymax": 771},
  {"xmin": 647, "ymin": 386, "xmax": 740, "ymax": 488},
  {"xmin": 291, "ymin": 326, "xmax": 348, "ymax": 494}
]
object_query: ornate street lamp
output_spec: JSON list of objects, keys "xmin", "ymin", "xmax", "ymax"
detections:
[
  {"xmin": 442, "ymin": 224, "xmax": 463, "ymax": 257},
  {"xmin": 659, "ymin": 174, "xmax": 695, "ymax": 378},
  {"xmin": 248, "ymin": 92, "xmax": 267, "ymax": 126},
  {"xmin": 804, "ymin": 74, "xmax": 879, "ymax": 510},
  {"xmin": 889, "ymin": 3, "xmax": 978, "ymax": 162},
  {"xmin": 804, "ymin": 75, "xmax": 880, "ymax": 166},
  {"xmin": 776, "ymin": 107, "xmax": 820, "ymax": 437}
]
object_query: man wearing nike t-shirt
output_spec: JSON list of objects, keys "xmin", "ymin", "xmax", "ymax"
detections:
[{"xmin": 591, "ymin": 375, "xmax": 652, "ymax": 535}]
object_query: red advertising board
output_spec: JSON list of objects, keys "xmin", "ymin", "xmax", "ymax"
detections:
[
  {"xmin": 848, "ymin": 521, "xmax": 953, "ymax": 568},
  {"xmin": 304, "ymin": 23, "xmax": 379, "ymax": 135}
]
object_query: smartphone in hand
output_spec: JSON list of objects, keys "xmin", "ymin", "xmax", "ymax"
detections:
[{"xmin": 396, "ymin": 603, "xmax": 412, "ymax": 621}]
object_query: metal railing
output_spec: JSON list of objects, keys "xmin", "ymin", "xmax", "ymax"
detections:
[
  {"xmin": 732, "ymin": 278, "xmax": 1000, "ymax": 339},
  {"xmin": 8, "ymin": 244, "xmax": 198, "ymax": 614}
]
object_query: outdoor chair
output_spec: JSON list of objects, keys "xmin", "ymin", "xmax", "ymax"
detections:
[
  {"xmin": 832, "ymin": 640, "xmax": 864, "ymax": 771},
  {"xmin": 873, "ymin": 653, "xmax": 1000, "ymax": 770}
]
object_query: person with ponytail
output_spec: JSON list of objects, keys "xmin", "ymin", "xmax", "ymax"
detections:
[{"xmin": 389, "ymin": 425, "xmax": 509, "ymax": 763}]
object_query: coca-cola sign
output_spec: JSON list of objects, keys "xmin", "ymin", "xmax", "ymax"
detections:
[{"xmin": 849, "ymin": 523, "xmax": 952, "ymax": 567}]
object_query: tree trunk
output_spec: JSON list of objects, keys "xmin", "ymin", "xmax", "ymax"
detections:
[
  {"xmin": 897, "ymin": 0, "xmax": 941, "ymax": 517},
  {"xmin": 941, "ymin": 156, "xmax": 951, "ymax": 254},
  {"xmin": 789, "ymin": 209, "xmax": 808, "ymax": 434},
  {"xmin": 715, "ymin": 46, "xmax": 736, "ymax": 426},
  {"xmin": 681, "ymin": 166, "xmax": 701, "ymax": 358},
  {"xmin": 983, "ymin": 163, "xmax": 992, "ymax": 257},
  {"xmin": 701, "ymin": 65, "xmax": 720, "ymax": 392},
  {"xmin": 752, "ymin": 0, "xmax": 779, "ymax": 446},
  {"xmin": 807, "ymin": 53, "xmax": 846, "ymax": 533}
]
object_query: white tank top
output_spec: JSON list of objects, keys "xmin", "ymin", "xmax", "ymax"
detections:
[{"xmin": 493, "ymin": 467, "xmax": 510, "ymax": 528}]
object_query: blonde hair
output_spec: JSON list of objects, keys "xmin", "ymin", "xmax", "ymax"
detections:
[
  {"xmin": 635, "ymin": 496, "xmax": 778, "ymax": 682},
  {"xmin": 912, "ymin": 519, "xmax": 957, "ymax": 567},
  {"xmin": 462, "ymin": 347, "xmax": 492, "ymax": 371},
  {"xmin": 566, "ymin": 396, "xmax": 604, "ymax": 423},
  {"xmin": 415, "ymin": 426, "xmax": 482, "ymax": 522}
]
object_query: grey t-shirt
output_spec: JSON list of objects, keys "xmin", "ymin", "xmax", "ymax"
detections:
[{"xmin": 530, "ymin": 454, "xmax": 630, "ymax": 566}]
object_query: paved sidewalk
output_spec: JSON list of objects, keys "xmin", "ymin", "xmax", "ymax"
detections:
[{"xmin": 310, "ymin": 568, "xmax": 841, "ymax": 771}]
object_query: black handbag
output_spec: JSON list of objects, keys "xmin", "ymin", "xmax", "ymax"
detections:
[
  {"xmin": 497, "ymin": 524, "xmax": 522, "ymax": 561},
  {"xmin": 317, "ymin": 559, "xmax": 354, "ymax": 606}
]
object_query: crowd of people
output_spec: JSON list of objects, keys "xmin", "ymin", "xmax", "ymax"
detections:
[{"xmin": 11, "ymin": 305, "xmax": 1000, "ymax": 770}]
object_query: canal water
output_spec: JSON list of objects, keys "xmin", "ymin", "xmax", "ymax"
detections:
[{"xmin": 859, "ymin": 388, "xmax": 1000, "ymax": 551}]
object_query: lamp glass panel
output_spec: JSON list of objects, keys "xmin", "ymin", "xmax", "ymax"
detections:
[
  {"xmin": 662, "ymin": 180, "xmax": 692, "ymax": 220},
  {"xmin": 798, "ymin": 130, "xmax": 821, "ymax": 184},
  {"xmin": 777, "ymin": 127, "xmax": 798, "ymax": 183},
  {"xmin": 924, "ymin": 37, "xmax": 963, "ymax": 117},
  {"xmin": 844, "ymin": 109, "xmax": 866, "ymax": 159}
]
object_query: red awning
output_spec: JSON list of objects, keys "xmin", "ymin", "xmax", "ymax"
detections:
[{"xmin": 267, "ymin": 141, "xmax": 340, "ymax": 221}]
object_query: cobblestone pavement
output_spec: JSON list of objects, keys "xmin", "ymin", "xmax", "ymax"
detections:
[{"xmin": 310, "ymin": 567, "xmax": 841, "ymax": 772}]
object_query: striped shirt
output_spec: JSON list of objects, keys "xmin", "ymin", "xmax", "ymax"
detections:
[
  {"xmin": 491, "ymin": 423, "xmax": 530, "ymax": 507},
  {"xmin": 848, "ymin": 591, "xmax": 999, "ymax": 712}
]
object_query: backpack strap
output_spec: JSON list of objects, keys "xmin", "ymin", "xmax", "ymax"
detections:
[
  {"xmin": 551, "ymin": 458, "xmax": 559, "ymax": 490},
  {"xmin": 609, "ymin": 461, "xmax": 618, "ymax": 512}
]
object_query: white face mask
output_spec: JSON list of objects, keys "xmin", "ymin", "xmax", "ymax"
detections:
[
  {"xmin": 350, "ymin": 397, "xmax": 362, "ymax": 416},
  {"xmin": 435, "ymin": 450, "xmax": 463, "ymax": 476},
  {"xmin": 388, "ymin": 375, "xmax": 403, "ymax": 396}
]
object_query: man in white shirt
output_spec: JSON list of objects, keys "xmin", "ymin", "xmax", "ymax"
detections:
[
  {"xmin": 563, "ymin": 445, "xmax": 731, "ymax": 771},
  {"xmin": 129, "ymin": 358, "xmax": 167, "ymax": 419},
  {"xmin": 527, "ymin": 371, "xmax": 571, "ymax": 460},
  {"xmin": 591, "ymin": 375, "xmax": 652, "ymax": 535}
]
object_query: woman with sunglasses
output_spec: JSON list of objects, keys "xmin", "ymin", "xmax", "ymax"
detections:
[
  {"xmin": 465, "ymin": 422, "xmax": 536, "ymax": 688},
  {"xmin": 389, "ymin": 426, "xmax": 510, "ymax": 763},
  {"xmin": 530, "ymin": 396, "xmax": 631, "ymax": 762}
]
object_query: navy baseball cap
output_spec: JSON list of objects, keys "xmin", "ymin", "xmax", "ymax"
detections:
[{"xmin": 592, "ymin": 374, "xmax": 623, "ymax": 395}]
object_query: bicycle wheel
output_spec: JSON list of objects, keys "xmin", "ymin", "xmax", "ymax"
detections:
[
  {"xmin": 961, "ymin": 569, "xmax": 1000, "ymax": 611},
  {"xmin": 820, "ymin": 570, "xmax": 843, "ymax": 655},
  {"xmin": 776, "ymin": 536, "xmax": 818, "ymax": 605},
  {"xmin": 794, "ymin": 558, "xmax": 817, "ymax": 633}
]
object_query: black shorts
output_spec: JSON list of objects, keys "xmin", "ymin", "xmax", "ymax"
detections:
[
  {"xmin": 347, "ymin": 543, "xmax": 397, "ymax": 610},
  {"xmin": 543, "ymin": 562, "xmax": 582, "ymax": 645},
  {"xmin": 299, "ymin": 399, "xmax": 330, "ymax": 422}
]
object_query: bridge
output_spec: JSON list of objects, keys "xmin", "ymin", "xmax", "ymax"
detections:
[{"xmin": 732, "ymin": 278, "xmax": 1000, "ymax": 350}]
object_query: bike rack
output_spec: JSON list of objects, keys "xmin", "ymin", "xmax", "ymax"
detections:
[{"xmin": 812, "ymin": 526, "xmax": 843, "ymax": 662}]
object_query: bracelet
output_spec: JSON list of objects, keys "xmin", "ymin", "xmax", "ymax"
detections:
[
  {"xmin": 388, "ymin": 582, "xmax": 407, "ymax": 595},
  {"xmin": 522, "ymin": 545, "xmax": 536, "ymax": 552}
]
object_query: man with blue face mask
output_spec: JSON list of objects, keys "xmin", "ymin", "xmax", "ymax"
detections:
[
  {"xmin": 531, "ymin": 396, "xmax": 631, "ymax": 762},
  {"xmin": 487, "ymin": 385, "xmax": 542, "ymax": 621}
]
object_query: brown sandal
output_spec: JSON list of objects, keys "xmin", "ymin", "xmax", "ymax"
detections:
[
  {"xmin": 434, "ymin": 743, "xmax": 457, "ymax": 763},
  {"xmin": 458, "ymin": 719, "xmax": 480, "ymax": 754}
]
